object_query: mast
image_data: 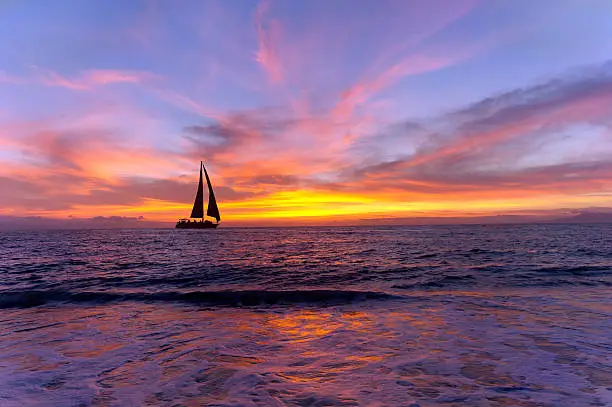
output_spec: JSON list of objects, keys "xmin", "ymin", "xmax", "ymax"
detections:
[
  {"xmin": 203, "ymin": 164, "xmax": 221, "ymax": 223},
  {"xmin": 189, "ymin": 161, "xmax": 205, "ymax": 218}
]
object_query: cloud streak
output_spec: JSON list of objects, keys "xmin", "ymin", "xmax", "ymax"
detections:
[
  {"xmin": 1, "ymin": 68, "xmax": 156, "ymax": 90},
  {"xmin": 254, "ymin": 0, "xmax": 284, "ymax": 84}
]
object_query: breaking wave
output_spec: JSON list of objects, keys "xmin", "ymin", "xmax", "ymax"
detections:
[{"xmin": 0, "ymin": 289, "xmax": 400, "ymax": 309}]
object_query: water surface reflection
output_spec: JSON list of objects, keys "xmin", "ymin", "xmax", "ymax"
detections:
[{"xmin": 1, "ymin": 288, "xmax": 610, "ymax": 406}]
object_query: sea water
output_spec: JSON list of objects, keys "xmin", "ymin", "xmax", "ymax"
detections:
[{"xmin": 0, "ymin": 225, "xmax": 611, "ymax": 406}]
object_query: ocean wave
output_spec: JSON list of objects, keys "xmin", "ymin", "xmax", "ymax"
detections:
[
  {"xmin": 532, "ymin": 265, "xmax": 611, "ymax": 276},
  {"xmin": 0, "ymin": 289, "xmax": 400, "ymax": 308},
  {"xmin": 396, "ymin": 274, "xmax": 477, "ymax": 289}
]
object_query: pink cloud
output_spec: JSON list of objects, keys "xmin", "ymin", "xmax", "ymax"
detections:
[
  {"xmin": 333, "ymin": 54, "xmax": 454, "ymax": 120},
  {"xmin": 150, "ymin": 88, "xmax": 224, "ymax": 121},
  {"xmin": 368, "ymin": 0, "xmax": 480, "ymax": 72},
  {"xmin": 403, "ymin": 83, "xmax": 612, "ymax": 170},
  {"xmin": 83, "ymin": 70, "xmax": 153, "ymax": 86},
  {"xmin": 1, "ymin": 67, "xmax": 157, "ymax": 90},
  {"xmin": 254, "ymin": 0, "xmax": 284, "ymax": 84},
  {"xmin": 38, "ymin": 70, "xmax": 90, "ymax": 90}
]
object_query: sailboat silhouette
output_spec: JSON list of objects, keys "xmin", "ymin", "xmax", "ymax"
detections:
[{"xmin": 176, "ymin": 161, "xmax": 220, "ymax": 229}]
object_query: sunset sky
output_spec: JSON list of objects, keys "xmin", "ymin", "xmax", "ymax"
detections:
[{"xmin": 1, "ymin": 0, "xmax": 612, "ymax": 225}]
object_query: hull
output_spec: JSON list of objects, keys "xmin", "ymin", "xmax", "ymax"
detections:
[{"xmin": 175, "ymin": 221, "xmax": 218, "ymax": 229}]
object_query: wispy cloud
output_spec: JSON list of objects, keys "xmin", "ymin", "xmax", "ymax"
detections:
[
  {"xmin": 1, "ymin": 68, "xmax": 157, "ymax": 90},
  {"xmin": 254, "ymin": 0, "xmax": 284, "ymax": 84},
  {"xmin": 333, "ymin": 54, "xmax": 454, "ymax": 120}
]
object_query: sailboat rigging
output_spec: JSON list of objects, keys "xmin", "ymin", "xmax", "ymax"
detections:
[{"xmin": 176, "ymin": 161, "xmax": 220, "ymax": 229}]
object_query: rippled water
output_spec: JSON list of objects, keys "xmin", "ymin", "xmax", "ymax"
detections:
[{"xmin": 0, "ymin": 225, "xmax": 611, "ymax": 406}]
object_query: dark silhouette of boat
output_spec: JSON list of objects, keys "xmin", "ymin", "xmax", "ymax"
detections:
[{"xmin": 176, "ymin": 161, "xmax": 220, "ymax": 229}]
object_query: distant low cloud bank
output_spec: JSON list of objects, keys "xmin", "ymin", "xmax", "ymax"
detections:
[
  {"xmin": 1, "ymin": 208, "xmax": 612, "ymax": 230},
  {"xmin": 0, "ymin": 215, "xmax": 171, "ymax": 230}
]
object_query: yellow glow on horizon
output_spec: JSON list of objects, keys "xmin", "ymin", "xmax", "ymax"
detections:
[{"xmin": 20, "ymin": 188, "xmax": 612, "ymax": 224}]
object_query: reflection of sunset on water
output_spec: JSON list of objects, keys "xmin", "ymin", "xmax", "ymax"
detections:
[
  {"xmin": 1, "ymin": 288, "xmax": 610, "ymax": 406},
  {"xmin": 266, "ymin": 310, "xmax": 342, "ymax": 342}
]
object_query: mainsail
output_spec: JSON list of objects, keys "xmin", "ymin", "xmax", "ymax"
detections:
[
  {"xmin": 203, "ymin": 164, "xmax": 221, "ymax": 222},
  {"xmin": 189, "ymin": 162, "xmax": 205, "ymax": 218}
]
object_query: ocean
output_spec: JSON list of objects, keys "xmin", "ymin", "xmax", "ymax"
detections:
[{"xmin": 0, "ymin": 224, "xmax": 611, "ymax": 407}]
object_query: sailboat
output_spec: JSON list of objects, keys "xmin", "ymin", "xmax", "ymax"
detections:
[{"xmin": 176, "ymin": 161, "xmax": 220, "ymax": 229}]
